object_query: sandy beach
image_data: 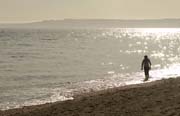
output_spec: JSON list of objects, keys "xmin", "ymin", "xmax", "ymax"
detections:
[{"xmin": 1, "ymin": 77, "xmax": 180, "ymax": 116}]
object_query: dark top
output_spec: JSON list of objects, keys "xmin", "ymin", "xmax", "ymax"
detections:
[{"xmin": 141, "ymin": 58, "xmax": 151, "ymax": 69}]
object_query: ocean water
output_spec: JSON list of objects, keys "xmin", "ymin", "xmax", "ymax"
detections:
[{"xmin": 0, "ymin": 28, "xmax": 180, "ymax": 110}]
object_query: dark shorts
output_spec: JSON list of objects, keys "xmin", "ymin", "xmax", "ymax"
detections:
[{"xmin": 144, "ymin": 67, "xmax": 150, "ymax": 75}]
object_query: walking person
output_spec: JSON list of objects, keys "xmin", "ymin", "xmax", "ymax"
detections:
[{"xmin": 141, "ymin": 55, "xmax": 151, "ymax": 81}]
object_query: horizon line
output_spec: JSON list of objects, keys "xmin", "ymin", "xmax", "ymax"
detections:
[{"xmin": 1, "ymin": 18, "xmax": 180, "ymax": 24}]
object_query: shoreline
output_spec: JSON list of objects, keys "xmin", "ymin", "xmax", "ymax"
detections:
[{"xmin": 1, "ymin": 77, "xmax": 180, "ymax": 116}]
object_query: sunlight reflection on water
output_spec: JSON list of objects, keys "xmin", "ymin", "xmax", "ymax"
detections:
[{"xmin": 104, "ymin": 28, "xmax": 180, "ymax": 84}]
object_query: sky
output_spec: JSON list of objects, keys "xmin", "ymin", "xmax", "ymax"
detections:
[{"xmin": 0, "ymin": 0, "xmax": 180, "ymax": 23}]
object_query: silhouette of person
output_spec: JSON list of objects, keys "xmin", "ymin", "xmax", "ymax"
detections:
[{"xmin": 141, "ymin": 55, "xmax": 151, "ymax": 81}]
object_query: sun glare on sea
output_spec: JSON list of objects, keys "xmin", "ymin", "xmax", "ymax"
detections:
[
  {"xmin": 136, "ymin": 28, "xmax": 180, "ymax": 33},
  {"xmin": 110, "ymin": 28, "xmax": 180, "ymax": 38}
]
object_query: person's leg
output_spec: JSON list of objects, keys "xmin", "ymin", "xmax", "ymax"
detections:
[{"xmin": 144, "ymin": 68, "xmax": 149, "ymax": 81}]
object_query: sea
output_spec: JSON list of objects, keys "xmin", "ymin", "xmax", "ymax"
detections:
[{"xmin": 0, "ymin": 28, "xmax": 180, "ymax": 110}]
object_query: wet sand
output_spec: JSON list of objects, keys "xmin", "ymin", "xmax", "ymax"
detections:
[{"xmin": 1, "ymin": 77, "xmax": 180, "ymax": 116}]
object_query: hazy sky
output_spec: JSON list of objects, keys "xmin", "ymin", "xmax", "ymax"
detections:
[{"xmin": 0, "ymin": 0, "xmax": 180, "ymax": 23}]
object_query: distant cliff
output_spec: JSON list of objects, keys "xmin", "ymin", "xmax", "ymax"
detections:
[{"xmin": 1, "ymin": 19, "xmax": 180, "ymax": 29}]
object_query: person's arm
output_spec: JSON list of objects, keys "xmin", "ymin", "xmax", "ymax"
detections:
[
  {"xmin": 149, "ymin": 59, "xmax": 151, "ymax": 69},
  {"xmin": 141, "ymin": 60, "xmax": 144, "ymax": 70}
]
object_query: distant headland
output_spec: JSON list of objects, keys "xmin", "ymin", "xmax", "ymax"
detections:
[{"xmin": 1, "ymin": 19, "xmax": 180, "ymax": 29}]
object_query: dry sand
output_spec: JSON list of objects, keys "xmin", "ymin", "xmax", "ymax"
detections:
[{"xmin": 1, "ymin": 77, "xmax": 180, "ymax": 116}]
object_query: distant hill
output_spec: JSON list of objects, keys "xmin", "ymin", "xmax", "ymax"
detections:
[{"xmin": 1, "ymin": 19, "xmax": 180, "ymax": 29}]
